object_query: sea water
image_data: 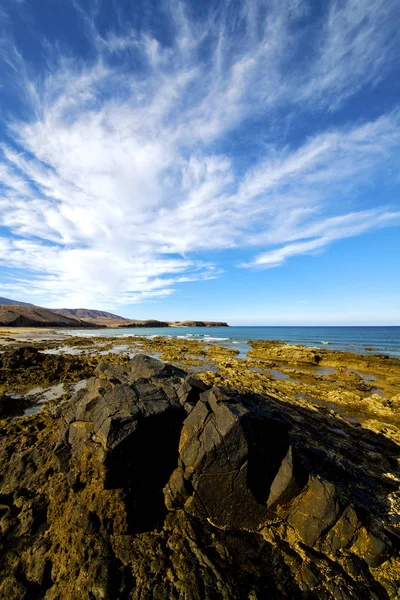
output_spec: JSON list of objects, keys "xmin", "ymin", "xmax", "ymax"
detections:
[{"xmin": 68, "ymin": 326, "xmax": 400, "ymax": 358}]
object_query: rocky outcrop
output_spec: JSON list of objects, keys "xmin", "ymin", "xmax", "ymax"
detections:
[
  {"xmin": 249, "ymin": 340, "xmax": 400, "ymax": 376},
  {"xmin": 165, "ymin": 386, "xmax": 399, "ymax": 576},
  {"xmin": 0, "ymin": 346, "xmax": 95, "ymax": 392},
  {"xmin": 249, "ymin": 341, "xmax": 323, "ymax": 365},
  {"xmin": 118, "ymin": 320, "xmax": 229, "ymax": 328},
  {"xmin": 121, "ymin": 320, "xmax": 170, "ymax": 328},
  {"xmin": 0, "ymin": 355, "xmax": 398, "ymax": 599},
  {"xmin": 170, "ymin": 321, "xmax": 229, "ymax": 327}
]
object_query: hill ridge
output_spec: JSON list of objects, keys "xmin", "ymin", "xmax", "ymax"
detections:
[
  {"xmin": 0, "ymin": 305, "xmax": 95, "ymax": 328},
  {"xmin": 51, "ymin": 308, "xmax": 129, "ymax": 322},
  {"xmin": 0, "ymin": 296, "xmax": 34, "ymax": 307}
]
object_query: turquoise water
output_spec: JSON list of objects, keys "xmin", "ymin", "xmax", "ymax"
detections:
[{"xmin": 72, "ymin": 326, "xmax": 400, "ymax": 358}]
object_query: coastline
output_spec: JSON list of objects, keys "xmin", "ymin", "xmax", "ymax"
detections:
[
  {"xmin": 0, "ymin": 330, "xmax": 399, "ymax": 443},
  {"xmin": 2, "ymin": 325, "xmax": 400, "ymax": 357},
  {"xmin": 0, "ymin": 332, "xmax": 399, "ymax": 598}
]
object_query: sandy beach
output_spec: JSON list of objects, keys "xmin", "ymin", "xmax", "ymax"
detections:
[{"xmin": 0, "ymin": 327, "xmax": 71, "ymax": 344}]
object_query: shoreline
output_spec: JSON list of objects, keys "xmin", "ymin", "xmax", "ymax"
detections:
[
  {"xmin": 0, "ymin": 332, "xmax": 399, "ymax": 444},
  {"xmin": 0, "ymin": 334, "xmax": 399, "ymax": 597},
  {"xmin": 2, "ymin": 324, "xmax": 400, "ymax": 359}
]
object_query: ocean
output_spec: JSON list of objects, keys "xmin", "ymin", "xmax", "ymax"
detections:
[{"xmin": 73, "ymin": 326, "xmax": 400, "ymax": 358}]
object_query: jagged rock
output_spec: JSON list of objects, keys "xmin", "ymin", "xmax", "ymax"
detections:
[
  {"xmin": 165, "ymin": 386, "xmax": 291, "ymax": 531},
  {"xmin": 58, "ymin": 355, "xmax": 208, "ymax": 534},
  {"xmin": 320, "ymin": 505, "xmax": 361, "ymax": 555},
  {"xmin": 287, "ymin": 477, "xmax": 341, "ymax": 546},
  {"xmin": 350, "ymin": 526, "xmax": 391, "ymax": 567},
  {"xmin": 0, "ymin": 355, "xmax": 398, "ymax": 599},
  {"xmin": 267, "ymin": 445, "xmax": 305, "ymax": 508}
]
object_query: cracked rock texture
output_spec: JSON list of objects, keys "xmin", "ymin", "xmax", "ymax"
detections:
[{"xmin": 0, "ymin": 354, "xmax": 399, "ymax": 599}]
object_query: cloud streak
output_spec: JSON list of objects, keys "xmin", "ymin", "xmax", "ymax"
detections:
[
  {"xmin": 0, "ymin": 0, "xmax": 399, "ymax": 308},
  {"xmin": 249, "ymin": 209, "xmax": 400, "ymax": 268}
]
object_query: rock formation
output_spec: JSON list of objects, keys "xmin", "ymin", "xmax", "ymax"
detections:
[
  {"xmin": 0, "ymin": 355, "xmax": 398, "ymax": 599},
  {"xmin": 0, "ymin": 347, "xmax": 95, "ymax": 414},
  {"xmin": 120, "ymin": 320, "xmax": 229, "ymax": 328},
  {"xmin": 170, "ymin": 321, "xmax": 229, "ymax": 327},
  {"xmin": 121, "ymin": 320, "xmax": 170, "ymax": 328}
]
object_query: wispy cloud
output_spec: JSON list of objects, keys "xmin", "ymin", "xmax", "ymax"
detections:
[
  {"xmin": 0, "ymin": 0, "xmax": 399, "ymax": 308},
  {"xmin": 249, "ymin": 209, "xmax": 400, "ymax": 268}
]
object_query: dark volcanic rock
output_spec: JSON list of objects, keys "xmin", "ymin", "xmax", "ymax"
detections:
[
  {"xmin": 0, "ymin": 346, "xmax": 45, "ymax": 369},
  {"xmin": 0, "ymin": 355, "xmax": 398, "ymax": 599},
  {"xmin": 0, "ymin": 346, "xmax": 95, "ymax": 389},
  {"xmin": 121, "ymin": 320, "xmax": 170, "ymax": 328},
  {"xmin": 172, "ymin": 320, "xmax": 229, "ymax": 327},
  {"xmin": 164, "ymin": 385, "xmax": 398, "ymax": 582},
  {"xmin": 0, "ymin": 394, "xmax": 31, "ymax": 418},
  {"xmin": 58, "ymin": 355, "xmax": 206, "ymax": 533},
  {"xmin": 165, "ymin": 386, "xmax": 292, "ymax": 530}
]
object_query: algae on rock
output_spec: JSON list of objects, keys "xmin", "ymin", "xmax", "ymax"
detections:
[{"xmin": 0, "ymin": 354, "xmax": 399, "ymax": 599}]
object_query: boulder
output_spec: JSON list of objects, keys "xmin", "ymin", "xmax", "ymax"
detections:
[
  {"xmin": 59, "ymin": 355, "xmax": 207, "ymax": 533},
  {"xmin": 164, "ymin": 381, "xmax": 399, "ymax": 583},
  {"xmin": 165, "ymin": 386, "xmax": 292, "ymax": 531}
]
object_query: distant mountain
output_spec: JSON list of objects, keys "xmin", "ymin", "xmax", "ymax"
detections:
[
  {"xmin": 52, "ymin": 308, "xmax": 129, "ymax": 322},
  {"xmin": 0, "ymin": 298, "xmax": 229, "ymax": 328},
  {"xmin": 0, "ymin": 296, "xmax": 35, "ymax": 307},
  {"xmin": 0, "ymin": 305, "xmax": 96, "ymax": 328}
]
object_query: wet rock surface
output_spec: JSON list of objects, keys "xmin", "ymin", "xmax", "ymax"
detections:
[
  {"xmin": 0, "ymin": 346, "xmax": 96, "ymax": 392},
  {"xmin": 0, "ymin": 354, "xmax": 399, "ymax": 599},
  {"xmin": 0, "ymin": 394, "xmax": 32, "ymax": 418}
]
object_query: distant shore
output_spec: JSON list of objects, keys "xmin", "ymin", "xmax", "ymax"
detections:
[{"xmin": 1, "ymin": 324, "xmax": 400, "ymax": 358}]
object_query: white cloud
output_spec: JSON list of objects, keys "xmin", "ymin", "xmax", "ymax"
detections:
[
  {"xmin": 249, "ymin": 210, "xmax": 400, "ymax": 268},
  {"xmin": 297, "ymin": 0, "xmax": 400, "ymax": 110},
  {"xmin": 0, "ymin": 0, "xmax": 399, "ymax": 308}
]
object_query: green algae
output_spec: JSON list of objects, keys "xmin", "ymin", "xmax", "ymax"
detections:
[{"xmin": 2, "ymin": 335, "xmax": 400, "ymax": 444}]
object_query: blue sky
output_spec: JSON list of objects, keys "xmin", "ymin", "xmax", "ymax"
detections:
[{"xmin": 0, "ymin": 0, "xmax": 399, "ymax": 324}]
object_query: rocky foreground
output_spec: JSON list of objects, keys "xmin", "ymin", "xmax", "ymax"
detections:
[{"xmin": 0, "ymin": 353, "xmax": 399, "ymax": 599}]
